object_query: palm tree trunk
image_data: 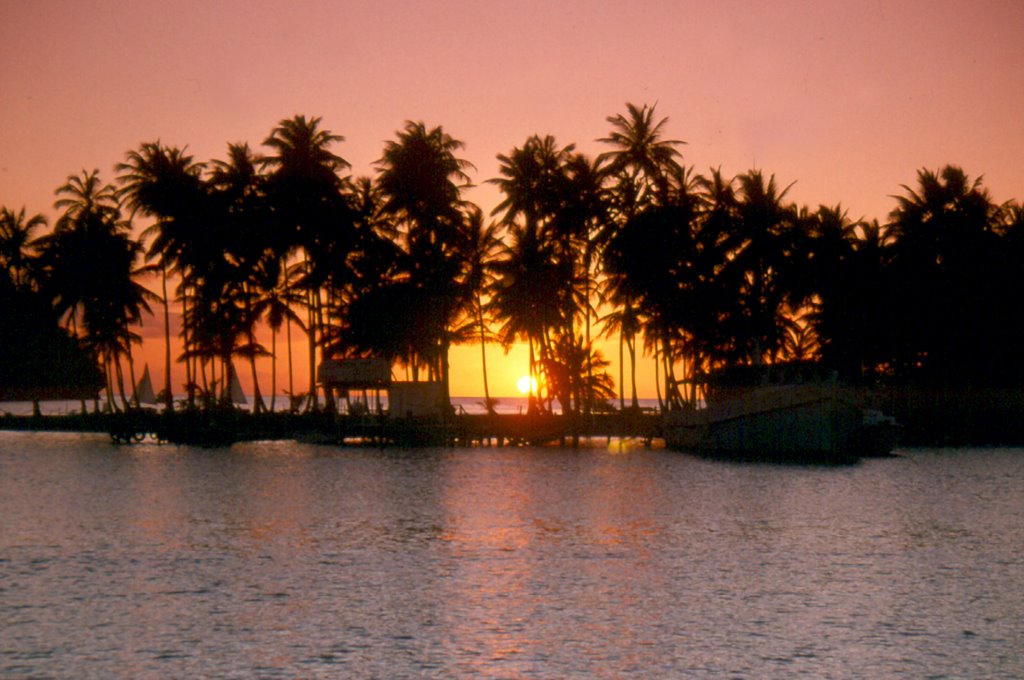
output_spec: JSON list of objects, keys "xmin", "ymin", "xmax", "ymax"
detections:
[
  {"xmin": 200, "ymin": 357, "xmax": 210, "ymax": 407},
  {"xmin": 182, "ymin": 290, "xmax": 194, "ymax": 408},
  {"xmin": 665, "ymin": 339, "xmax": 682, "ymax": 409},
  {"xmin": 245, "ymin": 288, "xmax": 266, "ymax": 414},
  {"xmin": 315, "ymin": 288, "xmax": 334, "ymax": 413},
  {"xmin": 654, "ymin": 344, "xmax": 663, "ymax": 412},
  {"xmin": 441, "ymin": 334, "xmax": 452, "ymax": 415},
  {"xmin": 270, "ymin": 328, "xmax": 278, "ymax": 413},
  {"xmin": 161, "ymin": 264, "xmax": 173, "ymax": 411},
  {"xmin": 305, "ymin": 270, "xmax": 316, "ymax": 413},
  {"xmin": 628, "ymin": 332, "xmax": 638, "ymax": 410},
  {"xmin": 127, "ymin": 347, "xmax": 139, "ymax": 408},
  {"xmin": 584, "ymin": 248, "xmax": 593, "ymax": 416},
  {"xmin": 115, "ymin": 354, "xmax": 130, "ymax": 411},
  {"xmin": 103, "ymin": 356, "xmax": 116, "ymax": 413},
  {"xmin": 663, "ymin": 341, "xmax": 674, "ymax": 409},
  {"xmin": 477, "ymin": 293, "xmax": 491, "ymax": 409},
  {"xmin": 222, "ymin": 355, "xmax": 233, "ymax": 407},
  {"xmin": 527, "ymin": 337, "xmax": 536, "ymax": 415},
  {"xmin": 247, "ymin": 343, "xmax": 264, "ymax": 414},
  {"xmin": 286, "ymin": 314, "xmax": 295, "ymax": 411},
  {"xmin": 538, "ymin": 329, "xmax": 555, "ymax": 413},
  {"xmin": 618, "ymin": 325, "xmax": 625, "ymax": 411}
]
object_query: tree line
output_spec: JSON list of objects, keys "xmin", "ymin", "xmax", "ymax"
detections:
[{"xmin": 3, "ymin": 103, "xmax": 1024, "ymax": 416}]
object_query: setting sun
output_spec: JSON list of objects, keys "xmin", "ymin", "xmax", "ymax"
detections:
[{"xmin": 516, "ymin": 375, "xmax": 539, "ymax": 395}]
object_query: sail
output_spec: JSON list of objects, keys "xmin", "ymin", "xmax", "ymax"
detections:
[
  {"xmin": 229, "ymin": 364, "xmax": 248, "ymax": 406},
  {"xmin": 135, "ymin": 364, "xmax": 157, "ymax": 405}
]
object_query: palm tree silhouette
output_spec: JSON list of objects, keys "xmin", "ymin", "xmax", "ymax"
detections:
[
  {"xmin": 491, "ymin": 135, "xmax": 574, "ymax": 233},
  {"xmin": 550, "ymin": 152, "xmax": 607, "ymax": 414},
  {"xmin": 602, "ymin": 196, "xmax": 700, "ymax": 410},
  {"xmin": 598, "ymin": 103, "xmax": 685, "ymax": 408},
  {"xmin": 37, "ymin": 170, "xmax": 154, "ymax": 411},
  {"xmin": 489, "ymin": 135, "xmax": 581, "ymax": 411},
  {"xmin": 462, "ymin": 206, "xmax": 502, "ymax": 412},
  {"xmin": 725, "ymin": 169, "xmax": 801, "ymax": 365},
  {"xmin": 1, "ymin": 245, "xmax": 103, "ymax": 413},
  {"xmin": 0, "ymin": 207, "xmax": 47, "ymax": 290},
  {"xmin": 888, "ymin": 165, "xmax": 1000, "ymax": 385},
  {"xmin": 796, "ymin": 206, "xmax": 896, "ymax": 380},
  {"xmin": 262, "ymin": 115, "xmax": 352, "ymax": 411},
  {"xmin": 598, "ymin": 102, "xmax": 685, "ymax": 214},
  {"xmin": 375, "ymin": 121, "xmax": 477, "ymax": 409},
  {"xmin": 118, "ymin": 142, "xmax": 208, "ymax": 410},
  {"xmin": 255, "ymin": 270, "xmax": 305, "ymax": 412},
  {"xmin": 487, "ymin": 223, "xmax": 563, "ymax": 413},
  {"xmin": 208, "ymin": 142, "xmax": 272, "ymax": 412}
]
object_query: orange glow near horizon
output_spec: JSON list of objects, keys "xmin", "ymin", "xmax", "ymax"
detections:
[{"xmin": 128, "ymin": 304, "xmax": 635, "ymax": 400}]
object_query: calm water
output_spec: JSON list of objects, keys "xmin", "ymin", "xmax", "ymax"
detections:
[{"xmin": 1, "ymin": 433, "xmax": 1022, "ymax": 678}]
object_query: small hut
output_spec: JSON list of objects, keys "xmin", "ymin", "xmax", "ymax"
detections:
[
  {"xmin": 387, "ymin": 381, "xmax": 446, "ymax": 418},
  {"xmin": 317, "ymin": 358, "xmax": 391, "ymax": 415}
]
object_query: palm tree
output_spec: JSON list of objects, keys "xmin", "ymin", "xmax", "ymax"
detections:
[
  {"xmin": 487, "ymin": 223, "xmax": 563, "ymax": 413},
  {"xmin": 262, "ymin": 115, "xmax": 351, "ymax": 411},
  {"xmin": 491, "ymin": 135, "xmax": 574, "ymax": 235},
  {"xmin": 377, "ymin": 121, "xmax": 472, "ymax": 232},
  {"xmin": 597, "ymin": 303, "xmax": 639, "ymax": 411},
  {"xmin": 796, "ymin": 205, "xmax": 898, "ymax": 380},
  {"xmin": 543, "ymin": 334, "xmax": 617, "ymax": 413},
  {"xmin": 0, "ymin": 207, "xmax": 47, "ymax": 290},
  {"xmin": 118, "ymin": 142, "xmax": 208, "ymax": 410},
  {"xmin": 462, "ymin": 206, "xmax": 502, "ymax": 412},
  {"xmin": 887, "ymin": 165, "xmax": 1001, "ymax": 384},
  {"xmin": 251, "ymin": 260, "xmax": 305, "ymax": 412},
  {"xmin": 549, "ymin": 152, "xmax": 608, "ymax": 413},
  {"xmin": 208, "ymin": 142, "xmax": 272, "ymax": 413},
  {"xmin": 602, "ymin": 194, "xmax": 700, "ymax": 411},
  {"xmin": 597, "ymin": 103, "xmax": 685, "ymax": 407},
  {"xmin": 597, "ymin": 102, "xmax": 685, "ymax": 216},
  {"xmin": 1, "ymin": 264, "xmax": 103, "ymax": 413},
  {"xmin": 777, "ymin": 305, "xmax": 819, "ymax": 362},
  {"xmin": 2, "ymin": 205, "xmax": 103, "ymax": 415},
  {"xmin": 724, "ymin": 169, "xmax": 802, "ymax": 365},
  {"xmin": 41, "ymin": 170, "xmax": 122, "ymax": 336},
  {"xmin": 489, "ymin": 135, "xmax": 580, "ymax": 410},
  {"xmin": 37, "ymin": 170, "xmax": 154, "ymax": 412},
  {"xmin": 688, "ymin": 168, "xmax": 742, "ymax": 377},
  {"xmin": 374, "ymin": 121, "xmax": 477, "ymax": 409},
  {"xmin": 53, "ymin": 170, "xmax": 121, "ymax": 224}
]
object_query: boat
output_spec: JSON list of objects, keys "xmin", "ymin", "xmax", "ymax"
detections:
[
  {"xmin": 664, "ymin": 366, "xmax": 899, "ymax": 463},
  {"xmin": 133, "ymin": 364, "xmax": 157, "ymax": 407},
  {"xmin": 228, "ymin": 364, "xmax": 247, "ymax": 406}
]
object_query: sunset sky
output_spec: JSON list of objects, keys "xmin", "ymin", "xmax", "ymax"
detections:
[{"xmin": 3, "ymin": 0, "xmax": 1023, "ymax": 399}]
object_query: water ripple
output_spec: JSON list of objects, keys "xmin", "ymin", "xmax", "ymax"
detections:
[{"xmin": 1, "ymin": 434, "xmax": 1023, "ymax": 677}]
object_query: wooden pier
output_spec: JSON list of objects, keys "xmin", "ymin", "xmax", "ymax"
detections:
[{"xmin": 97, "ymin": 409, "xmax": 666, "ymax": 448}]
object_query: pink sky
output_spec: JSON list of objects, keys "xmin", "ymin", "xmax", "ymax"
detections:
[{"xmin": 3, "ymin": 0, "xmax": 1023, "ymax": 398}]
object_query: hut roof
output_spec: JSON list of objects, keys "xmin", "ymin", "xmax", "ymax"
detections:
[{"xmin": 317, "ymin": 358, "xmax": 391, "ymax": 389}]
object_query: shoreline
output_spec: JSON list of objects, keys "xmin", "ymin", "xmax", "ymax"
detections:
[
  {"xmin": 0, "ymin": 409, "xmax": 664, "ymax": 449},
  {"xmin": 6, "ymin": 385, "xmax": 1024, "ymax": 449}
]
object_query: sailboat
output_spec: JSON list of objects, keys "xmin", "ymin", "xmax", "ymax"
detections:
[
  {"xmin": 229, "ymin": 364, "xmax": 248, "ymax": 407},
  {"xmin": 134, "ymin": 364, "xmax": 158, "ymax": 407}
]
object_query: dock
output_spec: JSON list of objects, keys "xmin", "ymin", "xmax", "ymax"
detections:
[{"xmin": 0, "ymin": 409, "xmax": 665, "ymax": 448}]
